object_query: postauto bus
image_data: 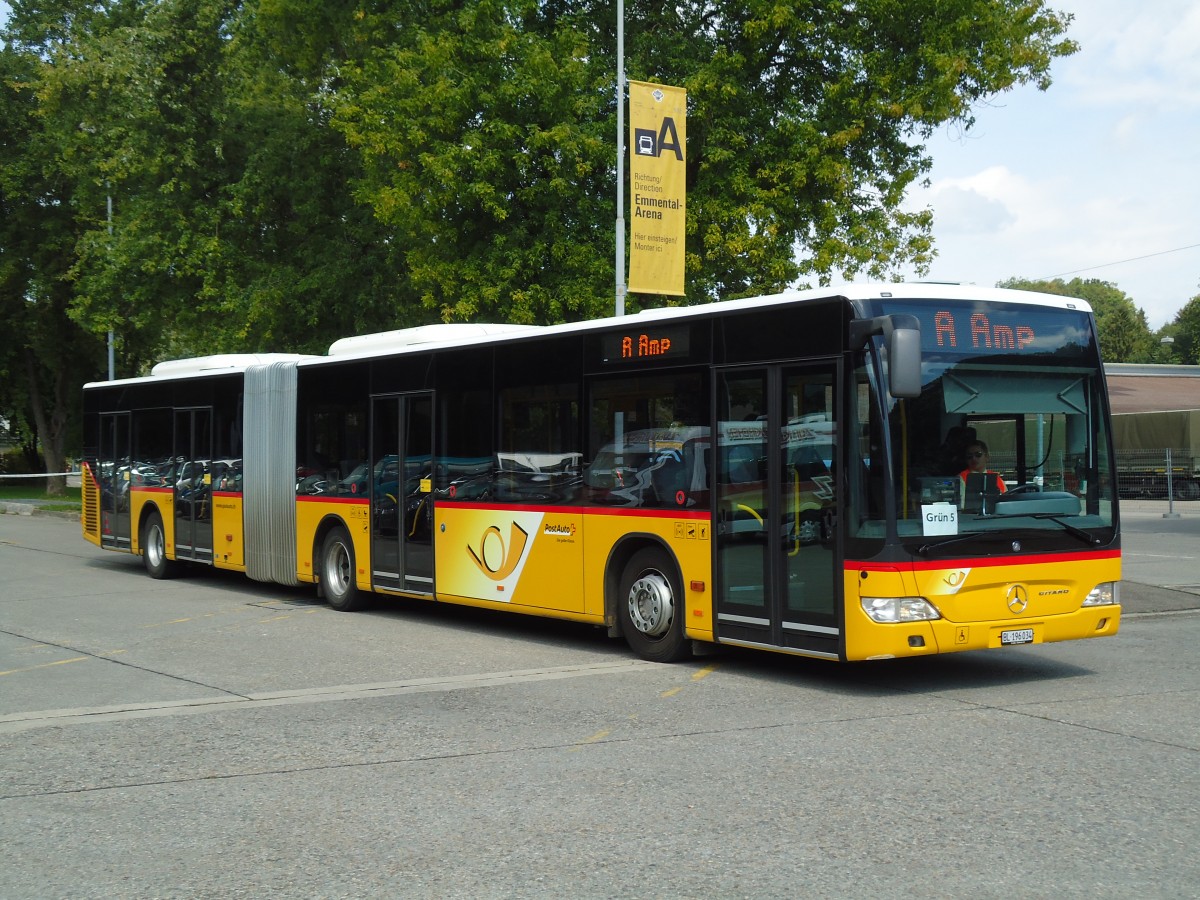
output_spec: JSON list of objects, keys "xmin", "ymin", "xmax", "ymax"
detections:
[{"xmin": 82, "ymin": 283, "xmax": 1120, "ymax": 662}]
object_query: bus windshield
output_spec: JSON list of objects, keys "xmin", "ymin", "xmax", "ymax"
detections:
[{"xmin": 856, "ymin": 298, "xmax": 1117, "ymax": 555}]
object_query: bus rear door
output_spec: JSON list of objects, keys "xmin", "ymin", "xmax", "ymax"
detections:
[
  {"xmin": 371, "ymin": 393, "xmax": 434, "ymax": 595},
  {"xmin": 173, "ymin": 407, "xmax": 213, "ymax": 563},
  {"xmin": 99, "ymin": 411, "xmax": 131, "ymax": 551}
]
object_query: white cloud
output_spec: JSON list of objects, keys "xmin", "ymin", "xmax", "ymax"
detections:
[
  {"xmin": 901, "ymin": 1, "xmax": 1200, "ymax": 329},
  {"xmin": 1063, "ymin": 2, "xmax": 1200, "ymax": 111},
  {"xmin": 926, "ymin": 183, "xmax": 1014, "ymax": 236}
]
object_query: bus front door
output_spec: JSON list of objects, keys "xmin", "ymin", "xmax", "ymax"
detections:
[
  {"xmin": 370, "ymin": 393, "xmax": 434, "ymax": 595},
  {"xmin": 99, "ymin": 412, "xmax": 132, "ymax": 550},
  {"xmin": 173, "ymin": 408, "xmax": 213, "ymax": 563},
  {"xmin": 715, "ymin": 364, "xmax": 842, "ymax": 659}
]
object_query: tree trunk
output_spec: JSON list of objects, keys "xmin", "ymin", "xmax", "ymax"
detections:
[{"xmin": 23, "ymin": 347, "xmax": 70, "ymax": 497}]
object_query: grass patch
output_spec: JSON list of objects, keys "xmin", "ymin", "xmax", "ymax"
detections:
[{"xmin": 0, "ymin": 483, "xmax": 82, "ymax": 510}]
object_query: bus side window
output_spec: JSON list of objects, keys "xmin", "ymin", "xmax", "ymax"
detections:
[
  {"xmin": 585, "ymin": 371, "xmax": 709, "ymax": 509},
  {"xmin": 495, "ymin": 382, "xmax": 581, "ymax": 505}
]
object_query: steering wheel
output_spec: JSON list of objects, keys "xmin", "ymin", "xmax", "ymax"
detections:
[{"xmin": 1004, "ymin": 482, "xmax": 1040, "ymax": 496}]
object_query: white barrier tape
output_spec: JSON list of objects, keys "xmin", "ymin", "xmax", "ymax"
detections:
[{"xmin": 0, "ymin": 471, "xmax": 83, "ymax": 479}]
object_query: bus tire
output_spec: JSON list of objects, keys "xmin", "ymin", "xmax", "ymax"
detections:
[
  {"xmin": 321, "ymin": 527, "xmax": 368, "ymax": 612},
  {"xmin": 141, "ymin": 509, "xmax": 179, "ymax": 579},
  {"xmin": 618, "ymin": 547, "xmax": 691, "ymax": 663}
]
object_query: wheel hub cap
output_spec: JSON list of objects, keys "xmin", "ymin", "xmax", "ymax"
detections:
[{"xmin": 628, "ymin": 572, "xmax": 673, "ymax": 636}]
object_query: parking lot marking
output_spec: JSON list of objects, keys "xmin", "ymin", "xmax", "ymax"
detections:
[
  {"xmin": 570, "ymin": 729, "xmax": 612, "ymax": 752},
  {"xmin": 0, "ymin": 659, "xmax": 660, "ymax": 733},
  {"xmin": 0, "ymin": 656, "xmax": 88, "ymax": 677}
]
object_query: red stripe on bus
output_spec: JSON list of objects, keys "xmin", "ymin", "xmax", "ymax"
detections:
[
  {"xmin": 848, "ymin": 549, "xmax": 1120, "ymax": 572},
  {"xmin": 446, "ymin": 501, "xmax": 708, "ymax": 520}
]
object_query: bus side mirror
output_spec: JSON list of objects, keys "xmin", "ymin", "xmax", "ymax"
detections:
[
  {"xmin": 887, "ymin": 323, "xmax": 922, "ymax": 399},
  {"xmin": 849, "ymin": 314, "xmax": 922, "ymax": 399}
]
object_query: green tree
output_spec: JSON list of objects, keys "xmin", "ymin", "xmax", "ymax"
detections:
[
  {"xmin": 2, "ymin": 0, "xmax": 1083, "ymax": 480},
  {"xmin": 3, "ymin": 0, "xmax": 416, "ymax": 489},
  {"xmin": 1170, "ymin": 293, "xmax": 1200, "ymax": 365},
  {"xmin": 1, "ymin": 42, "xmax": 106, "ymax": 494},
  {"xmin": 999, "ymin": 277, "xmax": 1156, "ymax": 362},
  {"xmin": 18, "ymin": 0, "xmax": 415, "ymax": 363},
  {"xmin": 332, "ymin": 0, "xmax": 1078, "ymax": 323}
]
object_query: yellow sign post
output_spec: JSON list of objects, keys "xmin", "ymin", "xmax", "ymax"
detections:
[{"xmin": 628, "ymin": 81, "xmax": 686, "ymax": 297}]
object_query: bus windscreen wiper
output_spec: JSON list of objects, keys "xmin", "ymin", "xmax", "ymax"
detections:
[
  {"xmin": 1028, "ymin": 513, "xmax": 1103, "ymax": 546},
  {"xmin": 916, "ymin": 532, "xmax": 1009, "ymax": 557},
  {"xmin": 987, "ymin": 512, "xmax": 1102, "ymax": 546}
]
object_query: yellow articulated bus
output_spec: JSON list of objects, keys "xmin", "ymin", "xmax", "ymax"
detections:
[{"xmin": 82, "ymin": 284, "xmax": 1121, "ymax": 662}]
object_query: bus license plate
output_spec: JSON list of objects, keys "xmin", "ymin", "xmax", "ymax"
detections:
[{"xmin": 1001, "ymin": 628, "xmax": 1035, "ymax": 645}]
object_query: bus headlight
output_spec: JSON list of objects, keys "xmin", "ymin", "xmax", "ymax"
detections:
[
  {"xmin": 861, "ymin": 596, "xmax": 941, "ymax": 623},
  {"xmin": 1082, "ymin": 582, "xmax": 1120, "ymax": 606}
]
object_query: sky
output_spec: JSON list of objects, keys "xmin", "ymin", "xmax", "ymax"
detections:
[
  {"xmin": 883, "ymin": 0, "xmax": 1200, "ymax": 329},
  {"xmin": 3, "ymin": 1, "xmax": 1197, "ymax": 329}
]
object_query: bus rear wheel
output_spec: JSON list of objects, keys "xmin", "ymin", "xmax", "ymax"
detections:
[
  {"xmin": 321, "ymin": 527, "xmax": 368, "ymax": 611},
  {"xmin": 141, "ymin": 509, "xmax": 179, "ymax": 579},
  {"xmin": 618, "ymin": 548, "xmax": 690, "ymax": 663}
]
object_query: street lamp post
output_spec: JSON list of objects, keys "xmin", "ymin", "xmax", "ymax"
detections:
[
  {"xmin": 615, "ymin": 0, "xmax": 626, "ymax": 317},
  {"xmin": 106, "ymin": 186, "xmax": 114, "ymax": 381}
]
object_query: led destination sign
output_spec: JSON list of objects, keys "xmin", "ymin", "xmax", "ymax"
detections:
[
  {"xmin": 599, "ymin": 326, "xmax": 691, "ymax": 364},
  {"xmin": 934, "ymin": 310, "xmax": 1034, "ymax": 351},
  {"xmin": 878, "ymin": 301, "xmax": 1093, "ymax": 357}
]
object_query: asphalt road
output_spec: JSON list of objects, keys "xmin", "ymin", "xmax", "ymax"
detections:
[{"xmin": 1, "ymin": 508, "xmax": 1198, "ymax": 898}]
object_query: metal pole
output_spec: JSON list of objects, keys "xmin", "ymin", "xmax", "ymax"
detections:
[
  {"xmin": 1036, "ymin": 414, "xmax": 1045, "ymax": 486},
  {"xmin": 1164, "ymin": 447, "xmax": 1181, "ymax": 518},
  {"xmin": 615, "ymin": 0, "xmax": 626, "ymax": 317},
  {"xmin": 106, "ymin": 186, "xmax": 115, "ymax": 380}
]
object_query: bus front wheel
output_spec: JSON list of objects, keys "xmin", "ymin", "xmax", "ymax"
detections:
[
  {"xmin": 321, "ymin": 527, "xmax": 368, "ymax": 612},
  {"xmin": 141, "ymin": 510, "xmax": 179, "ymax": 579},
  {"xmin": 618, "ymin": 548, "xmax": 690, "ymax": 663}
]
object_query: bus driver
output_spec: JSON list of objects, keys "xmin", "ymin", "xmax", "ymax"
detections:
[{"xmin": 959, "ymin": 440, "xmax": 1007, "ymax": 494}]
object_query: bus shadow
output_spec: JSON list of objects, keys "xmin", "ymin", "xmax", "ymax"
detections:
[
  {"xmin": 89, "ymin": 557, "xmax": 616, "ymax": 649},
  {"xmin": 85, "ymin": 557, "xmax": 1098, "ymax": 685},
  {"xmin": 85, "ymin": 555, "xmax": 320, "ymax": 606},
  {"xmin": 697, "ymin": 644, "xmax": 1097, "ymax": 695}
]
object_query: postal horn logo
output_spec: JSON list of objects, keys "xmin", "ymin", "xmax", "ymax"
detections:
[{"xmin": 467, "ymin": 521, "xmax": 530, "ymax": 581}]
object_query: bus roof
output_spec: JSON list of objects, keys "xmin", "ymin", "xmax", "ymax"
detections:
[
  {"xmin": 84, "ymin": 283, "xmax": 1095, "ymax": 387},
  {"xmin": 84, "ymin": 353, "xmax": 311, "ymax": 390},
  {"xmin": 327, "ymin": 323, "xmax": 540, "ymax": 359},
  {"xmin": 298, "ymin": 282, "xmax": 1095, "ymax": 368}
]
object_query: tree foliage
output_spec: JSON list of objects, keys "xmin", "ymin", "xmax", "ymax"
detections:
[
  {"xmin": 1168, "ymin": 293, "xmax": 1200, "ymax": 365},
  {"xmin": 331, "ymin": 0, "xmax": 1080, "ymax": 321},
  {"xmin": 1, "ymin": 41, "xmax": 102, "ymax": 489},
  {"xmin": 2, "ymin": 0, "xmax": 1085, "ymax": 466},
  {"xmin": 998, "ymin": 277, "xmax": 1158, "ymax": 363},
  {"xmin": 6, "ymin": 0, "xmax": 416, "ymax": 364}
]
